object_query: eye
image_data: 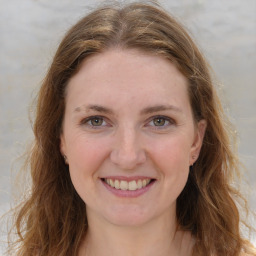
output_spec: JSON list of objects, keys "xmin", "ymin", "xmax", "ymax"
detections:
[
  {"xmin": 152, "ymin": 117, "xmax": 167, "ymax": 126},
  {"xmin": 89, "ymin": 117, "xmax": 104, "ymax": 126},
  {"xmin": 80, "ymin": 116, "xmax": 108, "ymax": 128},
  {"xmin": 147, "ymin": 116, "xmax": 175, "ymax": 128}
]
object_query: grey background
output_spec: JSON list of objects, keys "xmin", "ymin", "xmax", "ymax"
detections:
[{"xmin": 0, "ymin": 0, "xmax": 255, "ymax": 252}]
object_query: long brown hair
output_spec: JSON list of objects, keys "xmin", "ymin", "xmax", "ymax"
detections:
[{"xmin": 8, "ymin": 1, "xmax": 256, "ymax": 255}]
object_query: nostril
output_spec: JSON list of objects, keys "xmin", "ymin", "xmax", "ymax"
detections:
[{"xmin": 110, "ymin": 148, "xmax": 147, "ymax": 169}]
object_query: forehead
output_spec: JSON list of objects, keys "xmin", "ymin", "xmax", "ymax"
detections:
[
  {"xmin": 66, "ymin": 49, "xmax": 190, "ymax": 114},
  {"xmin": 68, "ymin": 49, "xmax": 188, "ymax": 89}
]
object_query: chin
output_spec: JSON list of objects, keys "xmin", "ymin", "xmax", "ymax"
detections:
[{"xmin": 103, "ymin": 205, "xmax": 153, "ymax": 227}]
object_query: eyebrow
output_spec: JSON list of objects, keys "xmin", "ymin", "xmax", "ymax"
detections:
[
  {"xmin": 74, "ymin": 104, "xmax": 182, "ymax": 115},
  {"xmin": 140, "ymin": 105, "xmax": 182, "ymax": 115},
  {"xmin": 74, "ymin": 104, "xmax": 114, "ymax": 114}
]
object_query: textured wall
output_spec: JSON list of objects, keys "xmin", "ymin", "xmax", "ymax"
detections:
[{"xmin": 0, "ymin": 0, "xmax": 256, "ymax": 251}]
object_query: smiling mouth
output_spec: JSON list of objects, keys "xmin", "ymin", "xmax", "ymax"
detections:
[{"xmin": 101, "ymin": 178, "xmax": 155, "ymax": 191}]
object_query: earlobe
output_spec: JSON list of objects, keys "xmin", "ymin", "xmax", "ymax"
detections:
[
  {"xmin": 60, "ymin": 134, "xmax": 69, "ymax": 164},
  {"xmin": 190, "ymin": 119, "xmax": 207, "ymax": 165}
]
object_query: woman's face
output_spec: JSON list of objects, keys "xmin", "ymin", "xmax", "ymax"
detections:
[{"xmin": 60, "ymin": 49, "xmax": 206, "ymax": 227}]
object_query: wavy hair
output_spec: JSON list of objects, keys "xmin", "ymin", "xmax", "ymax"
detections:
[{"xmin": 8, "ymin": 1, "xmax": 256, "ymax": 255}]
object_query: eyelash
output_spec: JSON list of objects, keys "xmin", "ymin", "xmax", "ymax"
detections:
[
  {"xmin": 80, "ymin": 115, "xmax": 176, "ymax": 129},
  {"xmin": 147, "ymin": 116, "xmax": 175, "ymax": 129},
  {"xmin": 80, "ymin": 116, "xmax": 108, "ymax": 129}
]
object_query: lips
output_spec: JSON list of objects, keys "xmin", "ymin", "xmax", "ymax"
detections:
[
  {"xmin": 100, "ymin": 176, "xmax": 156, "ymax": 197},
  {"xmin": 103, "ymin": 178, "xmax": 152, "ymax": 191}
]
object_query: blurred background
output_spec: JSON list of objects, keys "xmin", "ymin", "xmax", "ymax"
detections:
[{"xmin": 0, "ymin": 0, "xmax": 255, "ymax": 253}]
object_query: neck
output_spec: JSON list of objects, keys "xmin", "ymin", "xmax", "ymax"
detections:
[{"xmin": 79, "ymin": 209, "xmax": 194, "ymax": 256}]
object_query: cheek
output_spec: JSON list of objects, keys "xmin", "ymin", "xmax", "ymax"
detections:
[
  {"xmin": 67, "ymin": 136, "xmax": 111, "ymax": 202},
  {"xmin": 68, "ymin": 136, "xmax": 110, "ymax": 174},
  {"xmin": 149, "ymin": 135, "xmax": 192, "ymax": 168},
  {"xmin": 148, "ymin": 136, "xmax": 191, "ymax": 191}
]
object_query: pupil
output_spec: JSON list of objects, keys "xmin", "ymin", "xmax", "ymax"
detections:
[
  {"xmin": 92, "ymin": 118, "xmax": 102, "ymax": 126},
  {"xmin": 154, "ymin": 118, "xmax": 165, "ymax": 126}
]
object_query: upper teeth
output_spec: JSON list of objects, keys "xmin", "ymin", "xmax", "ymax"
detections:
[{"xmin": 104, "ymin": 178, "xmax": 151, "ymax": 191}]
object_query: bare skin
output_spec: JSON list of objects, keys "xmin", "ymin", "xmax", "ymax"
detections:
[
  {"xmin": 61, "ymin": 49, "xmax": 206, "ymax": 256},
  {"xmin": 78, "ymin": 224, "xmax": 195, "ymax": 256},
  {"xmin": 77, "ymin": 198, "xmax": 195, "ymax": 256}
]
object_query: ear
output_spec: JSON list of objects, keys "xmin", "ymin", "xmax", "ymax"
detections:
[
  {"xmin": 189, "ymin": 119, "xmax": 207, "ymax": 165},
  {"xmin": 60, "ymin": 133, "xmax": 67, "ymax": 157}
]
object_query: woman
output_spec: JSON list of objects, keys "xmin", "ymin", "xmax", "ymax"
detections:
[{"xmin": 8, "ymin": 1, "xmax": 256, "ymax": 256}]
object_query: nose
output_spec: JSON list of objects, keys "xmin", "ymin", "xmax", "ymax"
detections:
[{"xmin": 110, "ymin": 127, "xmax": 146, "ymax": 170}]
